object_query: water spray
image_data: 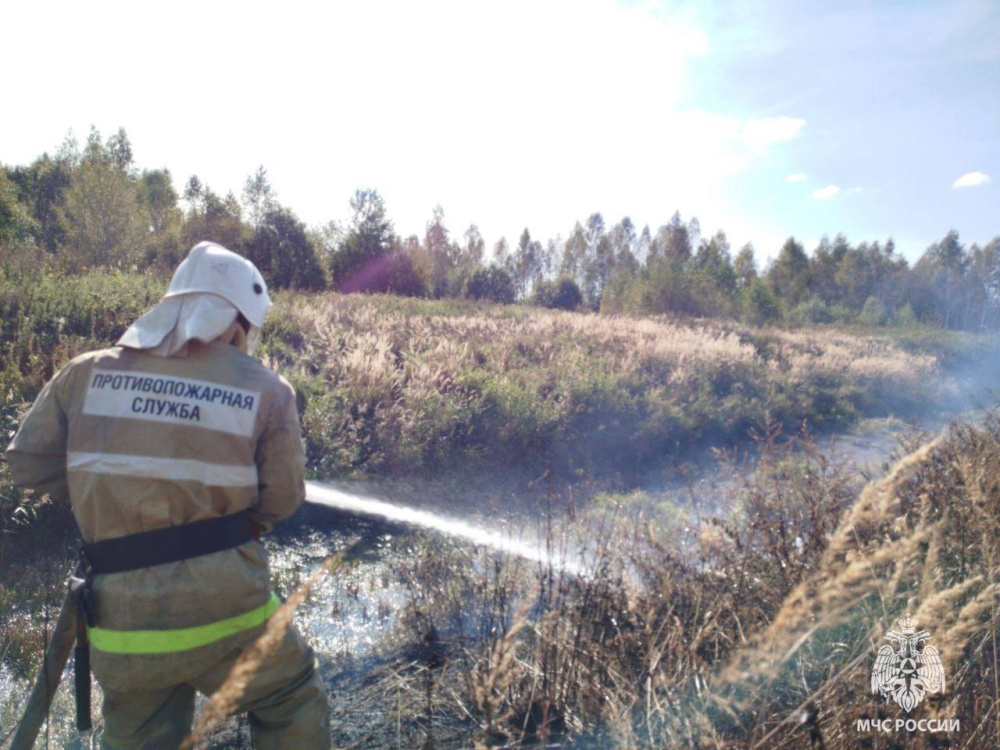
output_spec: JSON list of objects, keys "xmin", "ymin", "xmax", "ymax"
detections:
[{"xmin": 305, "ymin": 481, "xmax": 585, "ymax": 575}]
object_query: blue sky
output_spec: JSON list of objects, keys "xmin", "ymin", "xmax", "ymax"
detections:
[
  {"xmin": 2, "ymin": 0, "xmax": 996, "ymax": 264},
  {"xmin": 677, "ymin": 0, "xmax": 998, "ymax": 260}
]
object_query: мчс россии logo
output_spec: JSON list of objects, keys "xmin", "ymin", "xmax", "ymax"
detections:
[{"xmin": 870, "ymin": 613, "xmax": 945, "ymax": 713}]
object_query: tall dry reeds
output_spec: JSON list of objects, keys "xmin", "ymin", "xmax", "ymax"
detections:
[
  {"xmin": 708, "ymin": 411, "xmax": 999, "ymax": 749},
  {"xmin": 262, "ymin": 294, "xmax": 943, "ymax": 478},
  {"xmin": 333, "ymin": 409, "xmax": 998, "ymax": 749}
]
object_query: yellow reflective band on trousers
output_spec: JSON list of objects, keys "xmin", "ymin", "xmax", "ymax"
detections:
[{"xmin": 87, "ymin": 593, "xmax": 281, "ymax": 654}]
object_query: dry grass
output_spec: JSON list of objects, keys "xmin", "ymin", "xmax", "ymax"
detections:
[
  {"xmin": 713, "ymin": 411, "xmax": 999, "ymax": 750},
  {"xmin": 264, "ymin": 294, "xmax": 943, "ymax": 477},
  {"xmin": 333, "ymin": 408, "xmax": 999, "ymax": 749}
]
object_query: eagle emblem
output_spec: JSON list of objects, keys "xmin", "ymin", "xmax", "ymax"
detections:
[{"xmin": 871, "ymin": 614, "xmax": 945, "ymax": 712}]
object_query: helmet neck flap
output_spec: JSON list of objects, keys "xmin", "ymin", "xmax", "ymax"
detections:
[{"xmin": 118, "ymin": 243, "xmax": 270, "ymax": 358}]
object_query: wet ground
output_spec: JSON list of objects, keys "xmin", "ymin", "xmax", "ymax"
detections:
[{"xmin": 280, "ymin": 411, "xmax": 935, "ymax": 663}]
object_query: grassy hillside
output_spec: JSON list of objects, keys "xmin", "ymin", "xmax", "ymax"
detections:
[{"xmin": 264, "ymin": 291, "xmax": 988, "ymax": 478}]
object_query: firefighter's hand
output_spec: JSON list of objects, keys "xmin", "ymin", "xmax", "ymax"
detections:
[{"xmin": 249, "ymin": 519, "xmax": 268, "ymax": 540}]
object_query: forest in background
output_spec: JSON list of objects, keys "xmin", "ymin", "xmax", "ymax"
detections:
[{"xmin": 2, "ymin": 126, "xmax": 999, "ymax": 330}]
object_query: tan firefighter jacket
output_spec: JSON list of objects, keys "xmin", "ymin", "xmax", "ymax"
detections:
[{"xmin": 4, "ymin": 340, "xmax": 305, "ymax": 691}]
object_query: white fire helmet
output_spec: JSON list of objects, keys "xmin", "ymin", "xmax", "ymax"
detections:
[
  {"xmin": 118, "ymin": 242, "xmax": 272, "ymax": 357},
  {"xmin": 164, "ymin": 242, "xmax": 272, "ymax": 327}
]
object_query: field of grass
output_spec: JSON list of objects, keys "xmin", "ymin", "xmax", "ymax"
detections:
[
  {"xmin": 2, "ymin": 269, "xmax": 993, "ymax": 487},
  {"xmin": 263, "ymin": 292, "xmax": 986, "ymax": 478}
]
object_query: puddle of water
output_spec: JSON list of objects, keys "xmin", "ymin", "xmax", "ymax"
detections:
[{"xmin": 266, "ymin": 527, "xmax": 410, "ymax": 661}]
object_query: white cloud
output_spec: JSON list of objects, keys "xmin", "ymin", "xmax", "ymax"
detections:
[
  {"xmin": 812, "ymin": 184, "xmax": 841, "ymax": 200},
  {"xmin": 952, "ymin": 171, "xmax": 991, "ymax": 188},
  {"xmin": 786, "ymin": 173, "xmax": 807, "ymax": 182}
]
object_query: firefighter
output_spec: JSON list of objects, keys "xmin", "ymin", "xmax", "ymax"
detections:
[{"xmin": 5, "ymin": 242, "xmax": 330, "ymax": 749}]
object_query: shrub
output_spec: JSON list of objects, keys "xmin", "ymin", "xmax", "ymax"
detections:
[
  {"xmin": 788, "ymin": 296, "xmax": 833, "ymax": 325},
  {"xmin": 532, "ymin": 276, "xmax": 582, "ymax": 310},
  {"xmin": 892, "ymin": 301, "xmax": 918, "ymax": 327},
  {"xmin": 465, "ymin": 266, "xmax": 515, "ymax": 304},
  {"xmin": 381, "ymin": 248, "xmax": 428, "ymax": 297},
  {"xmin": 741, "ymin": 278, "xmax": 781, "ymax": 325},
  {"xmin": 1, "ymin": 270, "xmax": 978, "ymax": 482},
  {"xmin": 860, "ymin": 295, "xmax": 888, "ymax": 326}
]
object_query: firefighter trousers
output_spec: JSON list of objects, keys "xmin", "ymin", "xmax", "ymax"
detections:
[{"xmin": 98, "ymin": 627, "xmax": 329, "ymax": 749}]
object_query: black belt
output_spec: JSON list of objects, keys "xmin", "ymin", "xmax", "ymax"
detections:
[
  {"xmin": 81, "ymin": 509, "xmax": 254, "ymax": 575},
  {"xmin": 72, "ymin": 509, "xmax": 256, "ymax": 730}
]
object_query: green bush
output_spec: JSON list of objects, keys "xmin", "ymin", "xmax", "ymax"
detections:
[
  {"xmin": 788, "ymin": 297, "xmax": 833, "ymax": 325},
  {"xmin": 741, "ymin": 278, "xmax": 781, "ymax": 325},
  {"xmin": 892, "ymin": 302, "xmax": 918, "ymax": 327},
  {"xmin": 465, "ymin": 266, "xmax": 515, "ymax": 304},
  {"xmin": 860, "ymin": 295, "xmax": 888, "ymax": 326},
  {"xmin": 532, "ymin": 277, "xmax": 583, "ymax": 311}
]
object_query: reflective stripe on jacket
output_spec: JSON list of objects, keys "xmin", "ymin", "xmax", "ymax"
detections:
[{"xmin": 5, "ymin": 341, "xmax": 305, "ymax": 690}]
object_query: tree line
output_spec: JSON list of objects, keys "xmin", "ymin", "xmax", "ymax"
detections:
[{"xmin": 1, "ymin": 127, "xmax": 997, "ymax": 330}]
